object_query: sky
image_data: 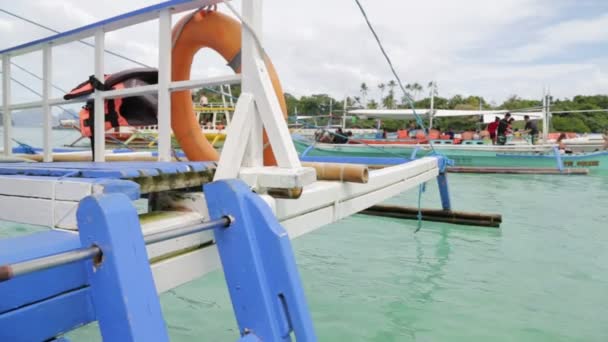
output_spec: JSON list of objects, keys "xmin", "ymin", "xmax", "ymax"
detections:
[{"xmin": 0, "ymin": 0, "xmax": 607, "ymax": 107}]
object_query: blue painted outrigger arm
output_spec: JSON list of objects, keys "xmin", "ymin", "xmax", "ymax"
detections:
[
  {"xmin": 205, "ymin": 180, "xmax": 316, "ymax": 342},
  {"xmin": 0, "ymin": 194, "xmax": 169, "ymax": 342},
  {"xmin": 435, "ymin": 156, "xmax": 453, "ymax": 211},
  {"xmin": 0, "ymin": 179, "xmax": 316, "ymax": 341}
]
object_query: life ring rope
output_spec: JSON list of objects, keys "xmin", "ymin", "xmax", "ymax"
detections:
[{"xmin": 171, "ymin": 9, "xmax": 288, "ymax": 165}]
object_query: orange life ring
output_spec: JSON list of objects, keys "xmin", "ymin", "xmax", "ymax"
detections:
[{"xmin": 171, "ymin": 10, "xmax": 287, "ymax": 165}]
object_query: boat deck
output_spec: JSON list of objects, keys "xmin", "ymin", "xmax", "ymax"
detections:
[{"xmin": 0, "ymin": 161, "xmax": 216, "ymax": 228}]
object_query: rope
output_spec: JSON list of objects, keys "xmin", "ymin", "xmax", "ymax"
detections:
[
  {"xmin": 353, "ymin": 0, "xmax": 451, "ymax": 232},
  {"xmin": 223, "ymin": 2, "xmax": 266, "ymax": 55},
  {"xmin": 0, "ymin": 70, "xmax": 77, "ymax": 119},
  {"xmin": 1, "ymin": 8, "xmax": 232, "ymax": 101},
  {"xmin": 9, "ymin": 62, "xmax": 69, "ymax": 94},
  {"xmin": 414, "ymin": 182, "xmax": 426, "ymax": 233},
  {"xmin": 51, "ymin": 171, "xmax": 79, "ymax": 230},
  {"xmin": 352, "ymin": 0, "xmax": 426, "ymax": 134},
  {"xmin": 11, "ymin": 138, "xmax": 36, "ymax": 154},
  {"xmin": 0, "ymin": 9, "xmax": 149, "ymax": 68}
]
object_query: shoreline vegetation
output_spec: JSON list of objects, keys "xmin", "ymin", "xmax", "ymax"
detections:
[
  {"xmin": 5, "ymin": 84, "xmax": 605, "ymax": 133},
  {"xmin": 193, "ymin": 83, "xmax": 607, "ymax": 133}
]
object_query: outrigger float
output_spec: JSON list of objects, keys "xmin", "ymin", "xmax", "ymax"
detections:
[{"xmin": 0, "ymin": 1, "xmax": 498, "ymax": 341}]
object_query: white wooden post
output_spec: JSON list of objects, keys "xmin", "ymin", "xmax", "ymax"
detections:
[
  {"xmin": 214, "ymin": 94, "xmax": 255, "ymax": 180},
  {"xmin": 241, "ymin": 0, "xmax": 265, "ymax": 167},
  {"xmin": 42, "ymin": 44, "xmax": 53, "ymax": 162},
  {"xmin": 94, "ymin": 29, "xmax": 106, "ymax": 162},
  {"xmin": 157, "ymin": 8, "xmax": 172, "ymax": 162},
  {"xmin": 226, "ymin": 85, "xmax": 234, "ymax": 126},
  {"xmin": 243, "ymin": 0, "xmax": 301, "ymax": 168},
  {"xmin": 2, "ymin": 55, "xmax": 12, "ymax": 156},
  {"xmin": 215, "ymin": 0, "xmax": 312, "ymax": 185}
]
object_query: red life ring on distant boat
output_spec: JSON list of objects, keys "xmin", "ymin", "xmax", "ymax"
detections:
[{"xmin": 171, "ymin": 10, "xmax": 288, "ymax": 164}]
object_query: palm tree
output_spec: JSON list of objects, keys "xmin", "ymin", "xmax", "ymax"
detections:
[
  {"xmin": 427, "ymin": 81, "xmax": 438, "ymax": 96},
  {"xmin": 383, "ymin": 90, "xmax": 395, "ymax": 109},
  {"xmin": 387, "ymin": 80, "xmax": 397, "ymax": 108},
  {"xmin": 378, "ymin": 83, "xmax": 386, "ymax": 108},
  {"xmin": 367, "ymin": 99, "xmax": 378, "ymax": 109},
  {"xmin": 353, "ymin": 96, "xmax": 362, "ymax": 107},
  {"xmin": 360, "ymin": 83, "xmax": 368, "ymax": 106},
  {"xmin": 412, "ymin": 82, "xmax": 423, "ymax": 101}
]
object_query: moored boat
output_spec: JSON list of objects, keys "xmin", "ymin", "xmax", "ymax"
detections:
[{"xmin": 294, "ymin": 137, "xmax": 608, "ymax": 172}]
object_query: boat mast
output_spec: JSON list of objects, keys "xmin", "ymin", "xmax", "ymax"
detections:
[
  {"xmin": 547, "ymin": 89, "xmax": 551, "ymax": 138},
  {"xmin": 328, "ymin": 98, "xmax": 333, "ymax": 127},
  {"xmin": 429, "ymin": 82, "xmax": 435, "ymax": 130},
  {"xmin": 342, "ymin": 96, "xmax": 347, "ymax": 129},
  {"xmin": 542, "ymin": 88, "xmax": 550, "ymax": 142}
]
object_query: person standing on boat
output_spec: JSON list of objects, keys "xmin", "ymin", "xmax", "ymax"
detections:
[
  {"xmin": 523, "ymin": 115, "xmax": 539, "ymax": 144},
  {"xmin": 408, "ymin": 121, "xmax": 417, "ymax": 138},
  {"xmin": 496, "ymin": 113, "xmax": 511, "ymax": 145},
  {"xmin": 334, "ymin": 128, "xmax": 348, "ymax": 144},
  {"xmin": 487, "ymin": 117, "xmax": 500, "ymax": 144},
  {"xmin": 199, "ymin": 93, "xmax": 209, "ymax": 107},
  {"xmin": 445, "ymin": 127, "xmax": 455, "ymax": 140},
  {"xmin": 603, "ymin": 129, "xmax": 608, "ymax": 150},
  {"xmin": 556, "ymin": 133, "xmax": 572, "ymax": 154}
]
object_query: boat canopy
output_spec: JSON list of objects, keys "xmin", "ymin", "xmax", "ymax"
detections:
[{"xmin": 348, "ymin": 109, "xmax": 544, "ymax": 123}]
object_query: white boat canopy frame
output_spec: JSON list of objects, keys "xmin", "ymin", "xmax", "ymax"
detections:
[{"xmin": 348, "ymin": 109, "xmax": 544, "ymax": 124}]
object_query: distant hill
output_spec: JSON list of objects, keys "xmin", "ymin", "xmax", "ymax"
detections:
[{"xmin": 0, "ymin": 108, "xmax": 78, "ymax": 127}]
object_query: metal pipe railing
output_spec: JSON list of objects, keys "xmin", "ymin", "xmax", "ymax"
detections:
[
  {"xmin": 0, "ymin": 0, "xmax": 228, "ymax": 161},
  {"xmin": 0, "ymin": 216, "xmax": 232, "ymax": 283},
  {"xmin": 3, "ymin": 75, "xmax": 242, "ymax": 111}
]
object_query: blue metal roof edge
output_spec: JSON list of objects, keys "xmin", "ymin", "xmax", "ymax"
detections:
[{"xmin": 0, "ymin": 0, "xmax": 208, "ymax": 55}]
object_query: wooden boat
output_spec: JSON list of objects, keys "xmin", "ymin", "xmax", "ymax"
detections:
[
  {"xmin": 294, "ymin": 137, "xmax": 608, "ymax": 172},
  {"xmin": 0, "ymin": 2, "xmax": 470, "ymax": 341}
]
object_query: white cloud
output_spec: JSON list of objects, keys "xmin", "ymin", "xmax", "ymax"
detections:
[
  {"xmin": 0, "ymin": 17, "xmax": 13, "ymax": 32},
  {"xmin": 0, "ymin": 0, "xmax": 606, "ymax": 105},
  {"xmin": 506, "ymin": 13, "xmax": 608, "ymax": 63}
]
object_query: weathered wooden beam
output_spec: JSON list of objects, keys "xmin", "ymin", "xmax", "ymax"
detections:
[
  {"xmin": 446, "ymin": 166, "xmax": 588, "ymax": 175},
  {"xmin": 361, "ymin": 204, "xmax": 502, "ymax": 228}
]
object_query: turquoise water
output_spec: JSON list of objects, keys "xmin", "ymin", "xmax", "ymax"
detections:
[
  {"xmin": 164, "ymin": 174, "xmax": 607, "ymax": 341},
  {"xmin": 2, "ymin": 128, "xmax": 608, "ymax": 341}
]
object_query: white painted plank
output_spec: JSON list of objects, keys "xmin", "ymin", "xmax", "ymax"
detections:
[
  {"xmin": 2, "ymin": 56, "xmax": 12, "ymax": 157},
  {"xmin": 152, "ymin": 245, "xmax": 220, "ymax": 294},
  {"xmin": 157, "ymin": 8, "xmax": 172, "ymax": 162},
  {"xmin": 150, "ymin": 168, "xmax": 438, "ymax": 294},
  {"xmin": 93, "ymin": 29, "xmax": 105, "ymax": 162},
  {"xmin": 274, "ymin": 157, "xmax": 437, "ymax": 219},
  {"xmin": 42, "ymin": 45, "xmax": 53, "ymax": 162},
  {"xmin": 251, "ymin": 56, "xmax": 301, "ymax": 168},
  {"xmin": 0, "ymin": 195, "xmax": 77, "ymax": 228},
  {"xmin": 214, "ymin": 93, "xmax": 255, "ymax": 180},
  {"xmin": 0, "ymin": 176, "xmax": 95, "ymax": 201}
]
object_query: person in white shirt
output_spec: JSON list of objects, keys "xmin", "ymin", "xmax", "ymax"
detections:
[{"xmin": 199, "ymin": 94, "xmax": 209, "ymax": 107}]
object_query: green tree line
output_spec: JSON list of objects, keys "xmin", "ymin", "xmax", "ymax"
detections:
[{"xmin": 194, "ymin": 83, "xmax": 608, "ymax": 133}]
